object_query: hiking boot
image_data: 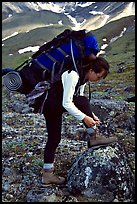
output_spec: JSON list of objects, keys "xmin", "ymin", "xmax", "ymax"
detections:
[
  {"xmin": 42, "ymin": 168, "xmax": 65, "ymax": 186},
  {"xmin": 87, "ymin": 130, "xmax": 117, "ymax": 148}
]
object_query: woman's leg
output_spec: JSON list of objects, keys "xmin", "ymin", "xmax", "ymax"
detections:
[
  {"xmin": 43, "ymin": 112, "xmax": 62, "ymax": 163},
  {"xmin": 42, "ymin": 95, "xmax": 65, "ymax": 185},
  {"xmin": 73, "ymin": 95, "xmax": 94, "ymax": 122}
]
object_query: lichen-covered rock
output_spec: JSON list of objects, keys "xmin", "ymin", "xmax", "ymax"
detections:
[{"xmin": 67, "ymin": 142, "xmax": 135, "ymax": 202}]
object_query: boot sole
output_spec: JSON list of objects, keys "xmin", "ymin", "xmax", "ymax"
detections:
[
  {"xmin": 41, "ymin": 177, "xmax": 65, "ymax": 187},
  {"xmin": 41, "ymin": 182, "xmax": 56, "ymax": 187},
  {"xmin": 41, "ymin": 182, "xmax": 65, "ymax": 187},
  {"xmin": 88, "ymin": 140, "xmax": 117, "ymax": 149}
]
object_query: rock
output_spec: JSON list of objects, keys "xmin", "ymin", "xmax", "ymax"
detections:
[
  {"xmin": 67, "ymin": 142, "xmax": 135, "ymax": 202},
  {"xmin": 26, "ymin": 187, "xmax": 57, "ymax": 202},
  {"xmin": 2, "ymin": 182, "xmax": 11, "ymax": 192},
  {"xmin": 26, "ymin": 187, "xmax": 80, "ymax": 202},
  {"xmin": 3, "ymin": 167, "xmax": 13, "ymax": 176},
  {"xmin": 126, "ymin": 96, "xmax": 135, "ymax": 102},
  {"xmin": 90, "ymin": 99, "xmax": 128, "ymax": 121}
]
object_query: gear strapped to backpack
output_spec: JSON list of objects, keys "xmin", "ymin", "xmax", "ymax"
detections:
[{"xmin": 3, "ymin": 29, "xmax": 97, "ymax": 113}]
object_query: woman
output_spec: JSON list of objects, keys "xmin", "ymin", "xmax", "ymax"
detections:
[
  {"xmin": 2, "ymin": 30, "xmax": 117, "ymax": 185},
  {"xmin": 42, "ymin": 55, "xmax": 117, "ymax": 185}
]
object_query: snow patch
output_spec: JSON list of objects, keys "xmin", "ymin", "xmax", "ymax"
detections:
[
  {"xmin": 18, "ymin": 46, "xmax": 40, "ymax": 54},
  {"xmin": 2, "ymin": 32, "xmax": 19, "ymax": 41}
]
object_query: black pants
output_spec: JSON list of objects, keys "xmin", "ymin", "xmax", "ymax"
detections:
[{"xmin": 43, "ymin": 95, "xmax": 93, "ymax": 163}]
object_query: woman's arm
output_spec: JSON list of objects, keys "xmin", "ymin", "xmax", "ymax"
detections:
[
  {"xmin": 61, "ymin": 70, "xmax": 86, "ymax": 120},
  {"xmin": 61, "ymin": 70, "xmax": 99, "ymax": 127}
]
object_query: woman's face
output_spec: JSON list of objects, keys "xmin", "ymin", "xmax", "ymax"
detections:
[{"xmin": 87, "ymin": 69, "xmax": 106, "ymax": 82}]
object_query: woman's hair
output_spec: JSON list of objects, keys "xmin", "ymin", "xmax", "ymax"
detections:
[{"xmin": 82, "ymin": 56, "xmax": 110, "ymax": 79}]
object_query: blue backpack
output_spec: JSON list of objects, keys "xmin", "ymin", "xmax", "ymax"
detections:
[{"xmin": 3, "ymin": 29, "xmax": 99, "ymax": 113}]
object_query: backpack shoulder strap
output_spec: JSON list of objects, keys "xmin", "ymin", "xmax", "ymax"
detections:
[
  {"xmin": 31, "ymin": 29, "xmax": 72, "ymax": 59},
  {"xmin": 71, "ymin": 29, "xmax": 87, "ymax": 59}
]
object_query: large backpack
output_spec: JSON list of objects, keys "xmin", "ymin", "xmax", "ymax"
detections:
[{"xmin": 3, "ymin": 29, "xmax": 90, "ymax": 113}]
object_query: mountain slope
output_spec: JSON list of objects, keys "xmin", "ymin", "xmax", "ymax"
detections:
[
  {"xmin": 2, "ymin": 15, "xmax": 135, "ymax": 69},
  {"xmin": 2, "ymin": 2, "xmax": 135, "ymax": 35},
  {"xmin": 2, "ymin": 2, "xmax": 135, "ymax": 69}
]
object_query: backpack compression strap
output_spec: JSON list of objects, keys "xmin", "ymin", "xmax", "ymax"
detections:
[{"xmin": 70, "ymin": 35, "xmax": 91, "ymax": 102}]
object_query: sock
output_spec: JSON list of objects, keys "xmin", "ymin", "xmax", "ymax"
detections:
[
  {"xmin": 86, "ymin": 125, "xmax": 96, "ymax": 134},
  {"xmin": 43, "ymin": 163, "xmax": 54, "ymax": 170}
]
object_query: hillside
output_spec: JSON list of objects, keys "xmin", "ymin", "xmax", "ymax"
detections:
[
  {"xmin": 2, "ymin": 13, "xmax": 135, "ymax": 101},
  {"xmin": 2, "ymin": 2, "xmax": 135, "ymax": 202},
  {"xmin": 2, "ymin": 2, "xmax": 135, "ymax": 30}
]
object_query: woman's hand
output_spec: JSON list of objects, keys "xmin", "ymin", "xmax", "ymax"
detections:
[
  {"xmin": 83, "ymin": 115, "xmax": 98, "ymax": 127},
  {"xmin": 92, "ymin": 112, "xmax": 101, "ymax": 124}
]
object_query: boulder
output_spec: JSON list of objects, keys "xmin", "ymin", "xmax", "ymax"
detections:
[{"xmin": 67, "ymin": 142, "xmax": 135, "ymax": 202}]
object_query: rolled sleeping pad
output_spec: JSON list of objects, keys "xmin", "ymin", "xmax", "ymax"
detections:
[{"xmin": 3, "ymin": 71, "xmax": 23, "ymax": 92}]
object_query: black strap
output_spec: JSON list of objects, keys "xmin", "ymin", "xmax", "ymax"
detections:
[
  {"xmin": 15, "ymin": 59, "xmax": 30, "ymax": 71},
  {"xmin": 34, "ymin": 58, "xmax": 49, "ymax": 70},
  {"xmin": 88, "ymin": 82, "xmax": 91, "ymax": 101}
]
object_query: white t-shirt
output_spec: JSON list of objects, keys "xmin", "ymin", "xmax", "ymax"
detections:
[{"xmin": 61, "ymin": 70, "xmax": 86, "ymax": 120}]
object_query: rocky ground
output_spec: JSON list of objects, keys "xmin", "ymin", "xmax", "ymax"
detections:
[{"xmin": 2, "ymin": 80, "xmax": 135, "ymax": 202}]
